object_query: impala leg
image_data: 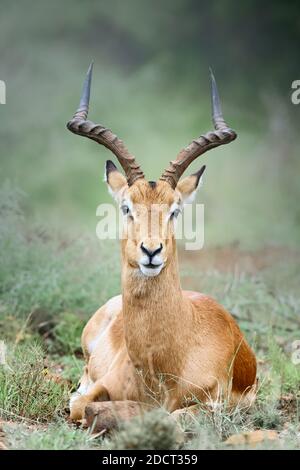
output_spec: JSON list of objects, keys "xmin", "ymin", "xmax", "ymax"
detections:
[{"xmin": 70, "ymin": 371, "xmax": 110, "ymax": 422}]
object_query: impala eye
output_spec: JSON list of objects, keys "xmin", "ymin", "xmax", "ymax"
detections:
[
  {"xmin": 121, "ymin": 205, "xmax": 130, "ymax": 215},
  {"xmin": 170, "ymin": 208, "xmax": 181, "ymax": 219}
]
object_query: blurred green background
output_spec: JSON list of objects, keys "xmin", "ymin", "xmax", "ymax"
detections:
[
  {"xmin": 1, "ymin": 0, "xmax": 300, "ymax": 247},
  {"xmin": 1, "ymin": 3, "xmax": 300, "ymax": 445}
]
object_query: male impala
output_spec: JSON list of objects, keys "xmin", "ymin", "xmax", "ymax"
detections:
[{"xmin": 67, "ymin": 64, "xmax": 257, "ymax": 422}]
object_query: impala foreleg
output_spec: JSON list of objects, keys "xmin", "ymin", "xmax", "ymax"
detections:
[{"xmin": 70, "ymin": 372, "xmax": 110, "ymax": 422}]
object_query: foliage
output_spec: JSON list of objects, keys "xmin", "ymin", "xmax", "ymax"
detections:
[
  {"xmin": 0, "ymin": 343, "xmax": 68, "ymax": 422},
  {"xmin": 268, "ymin": 340, "xmax": 300, "ymax": 394},
  {"xmin": 3, "ymin": 420, "xmax": 96, "ymax": 450},
  {"xmin": 103, "ymin": 409, "xmax": 179, "ymax": 450},
  {"xmin": 51, "ymin": 312, "xmax": 85, "ymax": 356},
  {"xmin": 57, "ymin": 355, "xmax": 85, "ymax": 388},
  {"xmin": 0, "ymin": 183, "xmax": 120, "ymax": 329}
]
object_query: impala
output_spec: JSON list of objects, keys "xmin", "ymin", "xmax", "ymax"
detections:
[{"xmin": 67, "ymin": 64, "xmax": 257, "ymax": 422}]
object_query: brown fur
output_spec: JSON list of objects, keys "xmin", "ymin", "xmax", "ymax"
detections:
[{"xmin": 70, "ymin": 179, "xmax": 257, "ymax": 421}]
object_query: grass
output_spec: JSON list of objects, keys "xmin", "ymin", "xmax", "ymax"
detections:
[
  {"xmin": 0, "ymin": 185, "xmax": 299, "ymax": 449},
  {"xmin": 0, "ymin": 182, "xmax": 120, "ymax": 333},
  {"xmin": 268, "ymin": 340, "xmax": 300, "ymax": 394},
  {"xmin": 102, "ymin": 409, "xmax": 180, "ymax": 450},
  {"xmin": 0, "ymin": 342, "xmax": 68, "ymax": 422},
  {"xmin": 3, "ymin": 420, "xmax": 96, "ymax": 450}
]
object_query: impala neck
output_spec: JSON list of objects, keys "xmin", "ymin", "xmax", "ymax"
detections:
[{"xmin": 121, "ymin": 240, "xmax": 188, "ymax": 373}]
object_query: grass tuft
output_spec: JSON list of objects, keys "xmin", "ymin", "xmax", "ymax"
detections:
[
  {"xmin": 4, "ymin": 420, "xmax": 95, "ymax": 450},
  {"xmin": 103, "ymin": 409, "xmax": 179, "ymax": 450},
  {"xmin": 0, "ymin": 343, "xmax": 69, "ymax": 422}
]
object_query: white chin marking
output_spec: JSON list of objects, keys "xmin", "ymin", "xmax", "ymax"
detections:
[{"xmin": 139, "ymin": 264, "xmax": 163, "ymax": 277}]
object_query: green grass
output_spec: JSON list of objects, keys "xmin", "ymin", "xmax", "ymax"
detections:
[
  {"xmin": 0, "ymin": 183, "xmax": 120, "ymax": 334},
  {"xmin": 55, "ymin": 355, "xmax": 85, "ymax": 389},
  {"xmin": 3, "ymin": 420, "xmax": 96, "ymax": 450},
  {"xmin": 268, "ymin": 339, "xmax": 300, "ymax": 394},
  {"xmin": 0, "ymin": 343, "xmax": 68, "ymax": 422},
  {"xmin": 103, "ymin": 409, "xmax": 180, "ymax": 450},
  {"xmin": 51, "ymin": 312, "xmax": 86, "ymax": 356}
]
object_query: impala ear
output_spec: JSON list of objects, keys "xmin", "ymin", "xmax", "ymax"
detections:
[
  {"xmin": 105, "ymin": 160, "xmax": 128, "ymax": 201},
  {"xmin": 176, "ymin": 165, "xmax": 206, "ymax": 204}
]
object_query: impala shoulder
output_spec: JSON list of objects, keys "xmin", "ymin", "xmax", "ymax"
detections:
[
  {"xmin": 183, "ymin": 290, "xmax": 215, "ymax": 303},
  {"xmin": 105, "ymin": 294, "xmax": 123, "ymax": 314},
  {"xmin": 184, "ymin": 290, "xmax": 233, "ymax": 322},
  {"xmin": 82, "ymin": 295, "xmax": 123, "ymax": 356},
  {"xmin": 86, "ymin": 295, "xmax": 122, "ymax": 328}
]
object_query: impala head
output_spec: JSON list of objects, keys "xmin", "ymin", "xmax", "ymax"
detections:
[
  {"xmin": 105, "ymin": 166, "xmax": 207, "ymax": 277},
  {"xmin": 67, "ymin": 63, "xmax": 237, "ymax": 278}
]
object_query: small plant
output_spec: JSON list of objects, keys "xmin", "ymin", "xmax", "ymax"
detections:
[
  {"xmin": 104, "ymin": 409, "xmax": 179, "ymax": 450},
  {"xmin": 268, "ymin": 340, "xmax": 300, "ymax": 394},
  {"xmin": 0, "ymin": 343, "xmax": 69, "ymax": 422},
  {"xmin": 252, "ymin": 401, "xmax": 282, "ymax": 429},
  {"xmin": 184, "ymin": 421, "xmax": 222, "ymax": 450},
  {"xmin": 185, "ymin": 399, "xmax": 253, "ymax": 441}
]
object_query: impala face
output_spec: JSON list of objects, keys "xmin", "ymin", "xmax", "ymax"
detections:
[{"xmin": 106, "ymin": 163, "xmax": 204, "ymax": 277}]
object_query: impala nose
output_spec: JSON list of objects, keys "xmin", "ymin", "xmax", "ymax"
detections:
[{"xmin": 140, "ymin": 242, "xmax": 163, "ymax": 260}]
